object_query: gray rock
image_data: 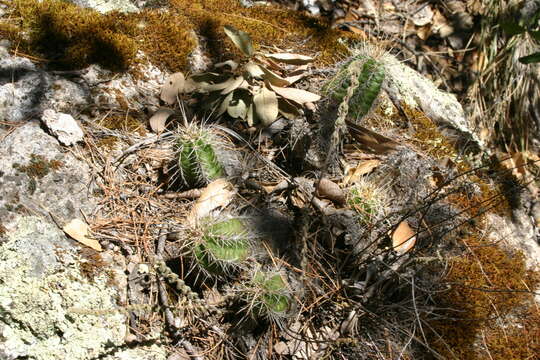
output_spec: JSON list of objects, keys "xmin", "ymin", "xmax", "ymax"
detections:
[
  {"xmin": 41, "ymin": 109, "xmax": 84, "ymax": 146},
  {"xmin": 66, "ymin": 0, "xmax": 139, "ymax": 13},
  {"xmin": 0, "ymin": 122, "xmax": 96, "ymax": 231},
  {"xmin": 0, "ymin": 216, "xmax": 167, "ymax": 360}
]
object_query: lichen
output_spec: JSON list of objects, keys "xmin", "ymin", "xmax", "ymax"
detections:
[{"xmin": 0, "ymin": 216, "xmax": 136, "ymax": 359}]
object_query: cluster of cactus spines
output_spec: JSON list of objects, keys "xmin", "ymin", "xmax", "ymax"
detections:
[
  {"xmin": 243, "ymin": 270, "xmax": 291, "ymax": 323},
  {"xmin": 193, "ymin": 218, "xmax": 251, "ymax": 277},
  {"xmin": 173, "ymin": 125, "xmax": 225, "ymax": 188}
]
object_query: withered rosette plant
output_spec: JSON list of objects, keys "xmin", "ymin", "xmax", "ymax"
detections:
[{"xmin": 157, "ymin": 25, "xmax": 321, "ymax": 128}]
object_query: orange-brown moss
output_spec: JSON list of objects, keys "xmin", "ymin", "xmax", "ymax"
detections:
[
  {"xmin": 2, "ymin": 0, "xmax": 357, "ymax": 72},
  {"xmin": 3, "ymin": 0, "xmax": 196, "ymax": 71},
  {"xmin": 12, "ymin": 153, "xmax": 63, "ymax": 179},
  {"xmin": 428, "ymin": 232, "xmax": 540, "ymax": 359},
  {"xmin": 169, "ymin": 0, "xmax": 357, "ymax": 65},
  {"xmin": 100, "ymin": 113, "xmax": 147, "ymax": 135}
]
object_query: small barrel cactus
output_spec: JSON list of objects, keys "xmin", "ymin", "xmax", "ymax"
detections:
[
  {"xmin": 173, "ymin": 125, "xmax": 225, "ymax": 188},
  {"xmin": 193, "ymin": 217, "xmax": 251, "ymax": 277},
  {"xmin": 242, "ymin": 270, "xmax": 291, "ymax": 323}
]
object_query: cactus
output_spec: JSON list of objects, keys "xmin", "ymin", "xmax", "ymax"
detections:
[
  {"xmin": 174, "ymin": 126, "xmax": 225, "ymax": 188},
  {"xmin": 324, "ymin": 56, "xmax": 385, "ymax": 121},
  {"xmin": 193, "ymin": 218, "xmax": 250, "ymax": 276},
  {"xmin": 243, "ymin": 270, "xmax": 291, "ymax": 322}
]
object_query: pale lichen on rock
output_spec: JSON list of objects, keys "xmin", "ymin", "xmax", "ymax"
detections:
[{"xmin": 0, "ymin": 216, "xmax": 166, "ymax": 360}]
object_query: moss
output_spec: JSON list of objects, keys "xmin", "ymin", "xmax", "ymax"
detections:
[
  {"xmin": 97, "ymin": 136, "xmax": 119, "ymax": 150},
  {"xmin": 99, "ymin": 113, "xmax": 147, "ymax": 135},
  {"xmin": 3, "ymin": 0, "xmax": 196, "ymax": 72},
  {"xmin": 13, "ymin": 153, "xmax": 63, "ymax": 179},
  {"xmin": 428, "ymin": 233, "xmax": 540, "ymax": 359},
  {"xmin": 2, "ymin": 0, "xmax": 356, "ymax": 72},
  {"xmin": 169, "ymin": 0, "xmax": 359, "ymax": 65}
]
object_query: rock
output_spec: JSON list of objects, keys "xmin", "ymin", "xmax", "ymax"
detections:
[
  {"xmin": 41, "ymin": 109, "xmax": 84, "ymax": 146},
  {"xmin": 0, "ymin": 122, "xmax": 96, "ymax": 231},
  {"xmin": 66, "ymin": 0, "xmax": 138, "ymax": 13},
  {"xmin": 0, "ymin": 216, "xmax": 166, "ymax": 360},
  {"xmin": 381, "ymin": 54, "xmax": 483, "ymax": 148}
]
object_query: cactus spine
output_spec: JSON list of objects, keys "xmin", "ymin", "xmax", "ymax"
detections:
[
  {"xmin": 194, "ymin": 218, "xmax": 250, "ymax": 276},
  {"xmin": 174, "ymin": 126, "xmax": 225, "ymax": 188}
]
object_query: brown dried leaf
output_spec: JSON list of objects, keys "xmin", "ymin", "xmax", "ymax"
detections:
[
  {"xmin": 392, "ymin": 221, "xmax": 416, "ymax": 255},
  {"xmin": 253, "ymin": 87, "xmax": 278, "ymax": 126},
  {"xmin": 160, "ymin": 72, "xmax": 185, "ymax": 105},
  {"xmin": 149, "ymin": 108, "xmax": 174, "ymax": 133},
  {"xmin": 63, "ymin": 218, "xmax": 102, "ymax": 251},
  {"xmin": 223, "ymin": 25, "xmax": 254, "ymax": 57},
  {"xmin": 189, "ymin": 179, "xmax": 235, "ymax": 225},
  {"xmin": 343, "ymin": 159, "xmax": 381, "ymax": 184},
  {"xmin": 278, "ymin": 98, "xmax": 301, "ymax": 120},
  {"xmin": 316, "ymin": 178, "xmax": 345, "ymax": 205},
  {"xmin": 346, "ymin": 120, "xmax": 399, "ymax": 154}
]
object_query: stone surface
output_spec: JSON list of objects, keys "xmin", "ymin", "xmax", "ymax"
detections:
[
  {"xmin": 41, "ymin": 109, "xmax": 84, "ymax": 146},
  {"xmin": 381, "ymin": 55, "xmax": 483, "ymax": 148},
  {"xmin": 0, "ymin": 122, "xmax": 96, "ymax": 231},
  {"xmin": 67, "ymin": 0, "xmax": 138, "ymax": 13},
  {"xmin": 0, "ymin": 216, "xmax": 166, "ymax": 360}
]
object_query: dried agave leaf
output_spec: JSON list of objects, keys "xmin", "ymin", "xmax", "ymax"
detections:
[
  {"xmin": 149, "ymin": 107, "xmax": 174, "ymax": 133},
  {"xmin": 278, "ymin": 98, "xmax": 301, "ymax": 120},
  {"xmin": 263, "ymin": 52, "xmax": 314, "ymax": 65},
  {"xmin": 223, "ymin": 25, "xmax": 254, "ymax": 57},
  {"xmin": 253, "ymin": 87, "xmax": 278, "ymax": 126},
  {"xmin": 245, "ymin": 61, "xmax": 265, "ymax": 79},
  {"xmin": 270, "ymin": 84, "xmax": 321, "ymax": 104},
  {"xmin": 260, "ymin": 66, "xmax": 290, "ymax": 87},
  {"xmin": 63, "ymin": 218, "xmax": 102, "ymax": 251},
  {"xmin": 221, "ymin": 76, "xmax": 245, "ymax": 95},
  {"xmin": 160, "ymin": 72, "xmax": 185, "ymax": 105},
  {"xmin": 392, "ymin": 221, "xmax": 416, "ymax": 255},
  {"xmin": 215, "ymin": 59, "xmax": 239, "ymax": 71}
]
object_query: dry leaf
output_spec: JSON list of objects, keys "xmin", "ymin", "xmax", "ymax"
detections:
[
  {"xmin": 149, "ymin": 108, "xmax": 174, "ymax": 133},
  {"xmin": 392, "ymin": 221, "xmax": 416, "ymax": 255},
  {"xmin": 214, "ymin": 59, "xmax": 238, "ymax": 71},
  {"xmin": 227, "ymin": 95, "xmax": 248, "ymax": 119},
  {"xmin": 278, "ymin": 98, "xmax": 301, "ymax": 120},
  {"xmin": 221, "ymin": 76, "xmax": 245, "ymax": 95},
  {"xmin": 244, "ymin": 62, "xmax": 265, "ymax": 79},
  {"xmin": 63, "ymin": 218, "xmax": 102, "ymax": 251},
  {"xmin": 259, "ymin": 66, "xmax": 290, "ymax": 87},
  {"xmin": 343, "ymin": 159, "xmax": 381, "ymax": 184},
  {"xmin": 269, "ymin": 84, "xmax": 321, "ymax": 104},
  {"xmin": 316, "ymin": 178, "xmax": 345, "ymax": 205},
  {"xmin": 346, "ymin": 120, "xmax": 399, "ymax": 154},
  {"xmin": 160, "ymin": 72, "xmax": 185, "ymax": 105},
  {"xmin": 263, "ymin": 52, "xmax": 314, "ymax": 65},
  {"xmin": 253, "ymin": 87, "xmax": 279, "ymax": 126},
  {"xmin": 189, "ymin": 179, "xmax": 235, "ymax": 224},
  {"xmin": 223, "ymin": 25, "xmax": 254, "ymax": 57}
]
